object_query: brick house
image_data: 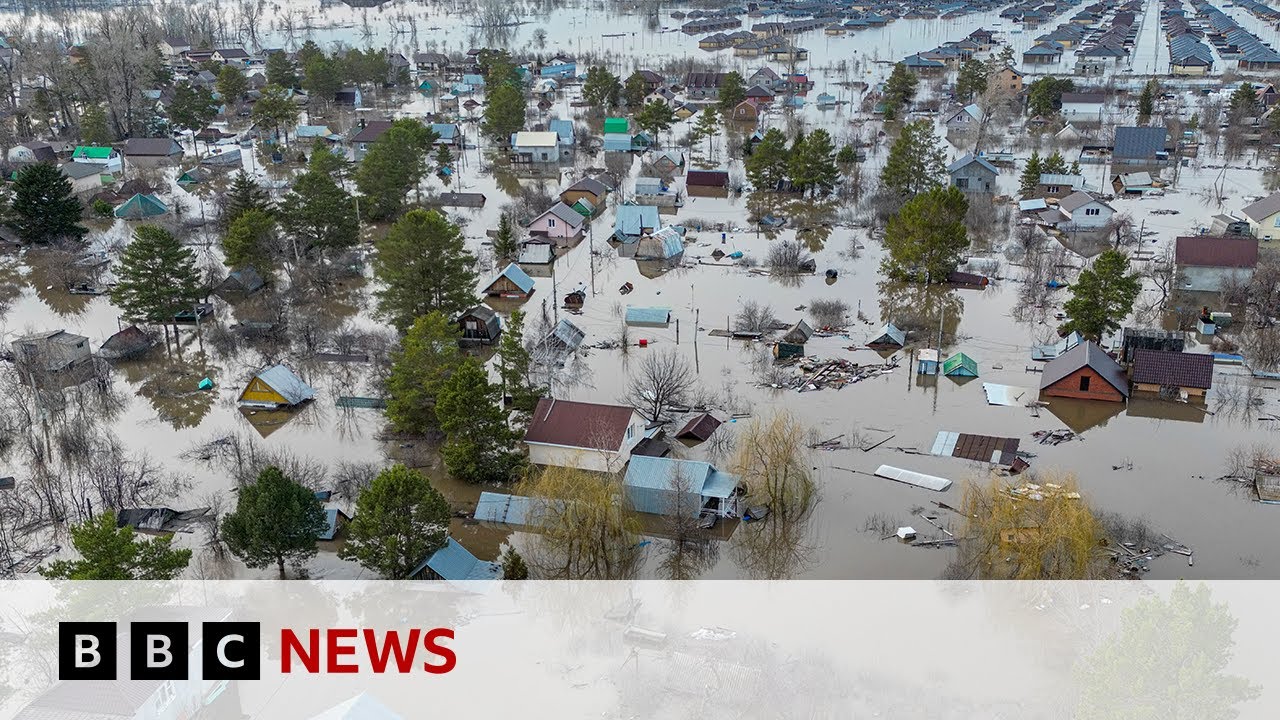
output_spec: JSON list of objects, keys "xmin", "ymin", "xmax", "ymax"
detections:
[{"xmin": 1040, "ymin": 341, "xmax": 1130, "ymax": 402}]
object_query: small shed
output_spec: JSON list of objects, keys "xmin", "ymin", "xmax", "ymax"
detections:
[
  {"xmin": 9, "ymin": 330, "xmax": 91, "ymax": 373},
  {"xmin": 483, "ymin": 263, "xmax": 537, "ymax": 299},
  {"xmin": 635, "ymin": 226, "xmax": 685, "ymax": 260},
  {"xmin": 917, "ymin": 349, "xmax": 941, "ymax": 375},
  {"xmin": 238, "ymin": 365, "xmax": 317, "ymax": 408},
  {"xmin": 867, "ymin": 323, "xmax": 905, "ymax": 349},
  {"xmin": 1040, "ymin": 341, "xmax": 1129, "ymax": 402},
  {"xmin": 458, "ymin": 305, "xmax": 501, "ymax": 345},
  {"xmin": 623, "ymin": 456, "xmax": 743, "ymax": 518},
  {"xmin": 214, "ymin": 267, "xmax": 266, "ymax": 298},
  {"xmin": 625, "ymin": 306, "xmax": 672, "ymax": 327},
  {"xmin": 774, "ymin": 319, "xmax": 814, "ymax": 360},
  {"xmin": 317, "ymin": 508, "xmax": 351, "ymax": 542},
  {"xmin": 676, "ymin": 413, "xmax": 722, "ymax": 443},
  {"xmin": 114, "ymin": 193, "xmax": 168, "ymax": 219},
  {"xmin": 410, "ymin": 537, "xmax": 502, "ymax": 580},
  {"xmin": 942, "ymin": 352, "xmax": 978, "ymax": 377},
  {"xmin": 518, "ymin": 242, "xmax": 555, "ymax": 265},
  {"xmin": 99, "ymin": 325, "xmax": 153, "ymax": 360}
]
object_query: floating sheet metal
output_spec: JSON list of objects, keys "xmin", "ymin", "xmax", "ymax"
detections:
[
  {"xmin": 873, "ymin": 465, "xmax": 953, "ymax": 492},
  {"xmin": 983, "ymin": 383, "xmax": 1033, "ymax": 407}
]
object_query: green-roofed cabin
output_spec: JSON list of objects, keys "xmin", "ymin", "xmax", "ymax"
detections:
[
  {"xmin": 943, "ymin": 352, "xmax": 979, "ymax": 377},
  {"xmin": 603, "ymin": 117, "xmax": 628, "ymax": 134},
  {"xmin": 114, "ymin": 193, "xmax": 169, "ymax": 219},
  {"xmin": 73, "ymin": 146, "xmax": 114, "ymax": 160},
  {"xmin": 571, "ymin": 198, "xmax": 595, "ymax": 217}
]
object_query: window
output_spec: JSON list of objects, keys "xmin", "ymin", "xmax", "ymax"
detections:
[
  {"xmin": 1085, "ymin": 207, "xmax": 1101, "ymax": 216},
  {"xmin": 626, "ymin": 425, "xmax": 635, "ymax": 440},
  {"xmin": 1273, "ymin": 216, "xmax": 1280, "ymax": 228},
  {"xmin": 1079, "ymin": 375, "xmax": 1091, "ymax": 392},
  {"xmin": 548, "ymin": 217, "xmax": 556, "ymax": 228},
  {"xmin": 1048, "ymin": 185, "xmax": 1060, "ymax": 193},
  {"xmin": 955, "ymin": 178, "xmax": 969, "ymax": 189}
]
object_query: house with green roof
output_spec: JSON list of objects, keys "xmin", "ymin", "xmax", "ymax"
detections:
[
  {"xmin": 943, "ymin": 353, "xmax": 978, "ymax": 378},
  {"xmin": 72, "ymin": 145, "xmax": 122, "ymax": 173},
  {"xmin": 114, "ymin": 193, "xmax": 168, "ymax": 219}
]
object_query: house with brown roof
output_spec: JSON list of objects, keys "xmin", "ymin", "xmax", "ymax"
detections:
[
  {"xmin": 350, "ymin": 120, "xmax": 394, "ymax": 160},
  {"xmin": 1174, "ymin": 235, "xmax": 1258, "ymax": 292},
  {"xmin": 1040, "ymin": 341, "xmax": 1130, "ymax": 402},
  {"xmin": 523, "ymin": 398, "xmax": 648, "ymax": 473},
  {"xmin": 1130, "ymin": 350, "xmax": 1213, "ymax": 397},
  {"xmin": 683, "ymin": 71, "xmax": 726, "ymax": 99},
  {"xmin": 123, "ymin": 137, "xmax": 184, "ymax": 167},
  {"xmin": 686, "ymin": 169, "xmax": 730, "ymax": 198}
]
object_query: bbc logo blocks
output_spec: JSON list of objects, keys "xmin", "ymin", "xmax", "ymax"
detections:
[{"xmin": 58, "ymin": 621, "xmax": 261, "ymax": 681}]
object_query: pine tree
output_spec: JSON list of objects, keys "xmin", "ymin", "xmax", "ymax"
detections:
[
  {"xmin": 221, "ymin": 466, "xmax": 327, "ymax": 578},
  {"xmin": 302, "ymin": 55, "xmax": 342, "ymax": 105},
  {"xmin": 373, "ymin": 209, "xmax": 477, "ymax": 332},
  {"xmin": 788, "ymin": 128, "xmax": 838, "ymax": 197},
  {"xmin": 744, "ymin": 127, "xmax": 790, "ymax": 191},
  {"xmin": 435, "ymin": 143, "xmax": 454, "ymax": 174},
  {"xmin": 386, "ymin": 311, "xmax": 464, "ymax": 432},
  {"xmin": 635, "ymin": 100, "xmax": 675, "ymax": 140},
  {"xmin": 691, "ymin": 108, "xmax": 719, "ymax": 157},
  {"xmin": 40, "ymin": 512, "xmax": 191, "ymax": 580},
  {"xmin": 1043, "ymin": 150, "xmax": 1068, "ymax": 175},
  {"xmin": 355, "ymin": 118, "xmax": 437, "ymax": 219},
  {"xmin": 252, "ymin": 84, "xmax": 300, "ymax": 148},
  {"xmin": 1019, "ymin": 151, "xmax": 1043, "ymax": 196},
  {"xmin": 623, "ymin": 71, "xmax": 650, "ymax": 108},
  {"xmin": 266, "ymin": 50, "xmax": 299, "ymax": 88},
  {"xmin": 496, "ymin": 309, "xmax": 546, "ymax": 423},
  {"xmin": 168, "ymin": 82, "xmax": 219, "ymax": 156},
  {"xmin": 110, "ymin": 225, "xmax": 203, "ymax": 329},
  {"xmin": 1228, "ymin": 81, "xmax": 1257, "ymax": 119},
  {"xmin": 501, "ymin": 547, "xmax": 530, "ymax": 579},
  {"xmin": 216, "ymin": 65, "xmax": 249, "ymax": 108},
  {"xmin": 879, "ymin": 119, "xmax": 946, "ymax": 199},
  {"xmin": 882, "ymin": 63, "xmax": 919, "ymax": 120},
  {"xmin": 1137, "ymin": 79, "xmax": 1157, "ymax": 125},
  {"xmin": 80, "ymin": 103, "xmax": 112, "ymax": 145},
  {"xmin": 483, "ymin": 83, "xmax": 527, "ymax": 142},
  {"xmin": 279, "ymin": 166, "xmax": 359, "ymax": 262},
  {"xmin": 881, "ymin": 185, "xmax": 970, "ymax": 282},
  {"xmin": 1061, "ymin": 250, "xmax": 1141, "ymax": 341},
  {"xmin": 956, "ymin": 58, "xmax": 989, "ymax": 102},
  {"xmin": 224, "ymin": 208, "xmax": 278, "ymax": 271},
  {"xmin": 338, "ymin": 464, "xmax": 451, "ymax": 578},
  {"xmin": 717, "ymin": 71, "xmax": 746, "ymax": 113},
  {"xmin": 437, "ymin": 359, "xmax": 524, "ymax": 484},
  {"xmin": 492, "ymin": 213, "xmax": 519, "ymax": 261},
  {"xmin": 223, "ymin": 171, "xmax": 271, "ymax": 229},
  {"xmin": 8, "ymin": 163, "xmax": 85, "ymax": 244},
  {"xmin": 583, "ymin": 66, "xmax": 622, "ymax": 108}
]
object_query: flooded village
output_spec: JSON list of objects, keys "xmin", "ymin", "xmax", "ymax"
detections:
[{"xmin": 1, "ymin": 0, "xmax": 1280, "ymax": 588}]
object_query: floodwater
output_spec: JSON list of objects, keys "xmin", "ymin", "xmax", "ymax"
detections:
[{"xmin": 3, "ymin": 0, "xmax": 1280, "ymax": 580}]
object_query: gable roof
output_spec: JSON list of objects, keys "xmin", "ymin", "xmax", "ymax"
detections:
[
  {"xmin": 251, "ymin": 365, "xmax": 316, "ymax": 404},
  {"xmin": 564, "ymin": 176, "xmax": 608, "ymax": 197},
  {"xmin": 420, "ymin": 537, "xmax": 501, "ymax": 580},
  {"xmin": 1131, "ymin": 350, "xmax": 1213, "ymax": 389},
  {"xmin": 1174, "ymin": 235, "xmax": 1259, "ymax": 268},
  {"xmin": 486, "ymin": 262, "xmax": 536, "ymax": 293},
  {"xmin": 537, "ymin": 201, "xmax": 586, "ymax": 228},
  {"xmin": 73, "ymin": 145, "xmax": 114, "ymax": 160},
  {"xmin": 687, "ymin": 170, "xmax": 728, "ymax": 187},
  {"xmin": 513, "ymin": 131, "xmax": 559, "ymax": 147},
  {"xmin": 1242, "ymin": 191, "xmax": 1280, "ymax": 223},
  {"xmin": 1040, "ymin": 341, "xmax": 1129, "ymax": 397},
  {"xmin": 676, "ymin": 412, "xmax": 722, "ymax": 441},
  {"xmin": 523, "ymin": 398, "xmax": 638, "ymax": 450},
  {"xmin": 123, "ymin": 137, "xmax": 182, "ymax": 156},
  {"xmin": 614, "ymin": 204, "xmax": 661, "ymax": 238},
  {"xmin": 350, "ymin": 120, "xmax": 394, "ymax": 144},
  {"xmin": 1113, "ymin": 126, "xmax": 1169, "ymax": 160},
  {"xmin": 1059, "ymin": 191, "xmax": 1111, "ymax": 213},
  {"xmin": 61, "ymin": 161, "xmax": 104, "ymax": 180},
  {"xmin": 1060, "ymin": 92, "xmax": 1104, "ymax": 105},
  {"xmin": 947, "ymin": 153, "xmax": 998, "ymax": 175}
]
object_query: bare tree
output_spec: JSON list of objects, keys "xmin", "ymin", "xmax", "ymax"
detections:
[
  {"xmin": 734, "ymin": 300, "xmax": 778, "ymax": 333},
  {"xmin": 621, "ymin": 349, "xmax": 695, "ymax": 422},
  {"xmin": 766, "ymin": 239, "xmax": 813, "ymax": 274}
]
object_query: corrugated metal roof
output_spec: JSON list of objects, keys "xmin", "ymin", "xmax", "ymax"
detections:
[
  {"xmin": 615, "ymin": 204, "xmax": 661, "ymax": 239},
  {"xmin": 487, "ymin": 262, "xmax": 536, "ymax": 293},
  {"xmin": 1113, "ymin": 126, "xmax": 1169, "ymax": 161},
  {"xmin": 636, "ymin": 226, "xmax": 684, "ymax": 259},
  {"xmin": 254, "ymin": 365, "xmax": 316, "ymax": 405},
  {"xmin": 873, "ymin": 465, "xmax": 953, "ymax": 491},
  {"xmin": 625, "ymin": 306, "xmax": 672, "ymax": 326},
  {"xmin": 869, "ymin": 323, "xmax": 905, "ymax": 347},
  {"xmin": 1040, "ymin": 341, "xmax": 1130, "ymax": 397},
  {"xmin": 424, "ymin": 538, "xmax": 501, "ymax": 580},
  {"xmin": 1131, "ymin": 350, "xmax": 1214, "ymax": 389},
  {"xmin": 474, "ymin": 491, "xmax": 534, "ymax": 525}
]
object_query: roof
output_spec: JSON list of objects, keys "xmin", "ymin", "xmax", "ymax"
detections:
[
  {"xmin": 947, "ymin": 153, "xmax": 998, "ymax": 176},
  {"xmin": 423, "ymin": 537, "xmax": 501, "ymax": 580},
  {"xmin": 1113, "ymin": 126, "xmax": 1169, "ymax": 160},
  {"xmin": 113, "ymin": 193, "xmax": 168, "ymax": 218},
  {"xmin": 943, "ymin": 352, "xmax": 978, "ymax": 376},
  {"xmin": 686, "ymin": 170, "xmax": 728, "ymax": 187},
  {"xmin": 683, "ymin": 71, "xmax": 725, "ymax": 88},
  {"xmin": 1060, "ymin": 92, "xmax": 1105, "ymax": 105},
  {"xmin": 513, "ymin": 131, "xmax": 559, "ymax": 147},
  {"xmin": 318, "ymin": 508, "xmax": 347, "ymax": 540},
  {"xmin": 436, "ymin": 192, "xmax": 486, "ymax": 207},
  {"xmin": 625, "ymin": 306, "xmax": 672, "ymax": 326},
  {"xmin": 524, "ymin": 398, "xmax": 637, "ymax": 450},
  {"xmin": 1040, "ymin": 341, "xmax": 1130, "ymax": 397},
  {"xmin": 603, "ymin": 117, "xmax": 629, "ymax": 134},
  {"xmin": 564, "ymin": 176, "xmax": 608, "ymax": 197},
  {"xmin": 473, "ymin": 491, "xmax": 536, "ymax": 525},
  {"xmin": 252, "ymin": 364, "xmax": 316, "ymax": 404},
  {"xmin": 61, "ymin": 161, "xmax": 104, "ymax": 180},
  {"xmin": 73, "ymin": 145, "xmax": 114, "ymax": 160},
  {"xmin": 1115, "ymin": 171, "xmax": 1154, "ymax": 187},
  {"xmin": 100, "ymin": 325, "xmax": 152, "ymax": 356},
  {"xmin": 676, "ymin": 412, "xmax": 722, "ymax": 441},
  {"xmin": 518, "ymin": 242, "xmax": 554, "ymax": 264},
  {"xmin": 123, "ymin": 137, "xmax": 181, "ymax": 156},
  {"xmin": 544, "ymin": 318, "xmax": 586, "ymax": 352},
  {"xmin": 307, "ymin": 693, "xmax": 403, "ymax": 720},
  {"xmin": 537, "ymin": 201, "xmax": 586, "ymax": 228},
  {"xmin": 931, "ymin": 431, "xmax": 1019, "ymax": 465},
  {"xmin": 215, "ymin": 47, "xmax": 249, "ymax": 58},
  {"xmin": 781, "ymin": 319, "xmax": 814, "ymax": 344},
  {"xmin": 1242, "ymin": 192, "xmax": 1280, "ymax": 223},
  {"xmin": 429, "ymin": 123, "xmax": 460, "ymax": 140},
  {"xmin": 870, "ymin": 323, "xmax": 905, "ymax": 347},
  {"xmin": 615, "ymin": 204, "xmax": 661, "ymax": 238},
  {"xmin": 636, "ymin": 226, "xmax": 685, "ymax": 259},
  {"xmin": 1174, "ymin": 236, "xmax": 1258, "ymax": 268},
  {"xmin": 350, "ymin": 120, "xmax": 394, "ymax": 144},
  {"xmin": 1039, "ymin": 173, "xmax": 1085, "ymax": 188},
  {"xmin": 624, "ymin": 456, "xmax": 739, "ymax": 499},
  {"xmin": 1131, "ymin": 350, "xmax": 1214, "ymax": 390},
  {"xmin": 1059, "ymin": 191, "xmax": 1110, "ymax": 213},
  {"xmin": 486, "ymin": 263, "xmax": 536, "ymax": 293}
]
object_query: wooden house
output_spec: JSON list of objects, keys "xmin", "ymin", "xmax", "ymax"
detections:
[
  {"xmin": 686, "ymin": 170, "xmax": 729, "ymax": 198},
  {"xmin": 1130, "ymin": 350, "xmax": 1213, "ymax": 397},
  {"xmin": 1039, "ymin": 341, "xmax": 1129, "ymax": 402},
  {"xmin": 482, "ymin": 263, "xmax": 536, "ymax": 300},
  {"xmin": 867, "ymin": 323, "xmax": 905, "ymax": 350},
  {"xmin": 238, "ymin": 365, "xmax": 316, "ymax": 408},
  {"xmin": 458, "ymin": 305, "xmax": 502, "ymax": 345},
  {"xmin": 559, "ymin": 176, "xmax": 609, "ymax": 209},
  {"xmin": 774, "ymin": 319, "xmax": 814, "ymax": 360}
]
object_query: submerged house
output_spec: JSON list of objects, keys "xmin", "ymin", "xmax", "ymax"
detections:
[
  {"xmin": 625, "ymin": 306, "xmax": 672, "ymax": 327},
  {"xmin": 458, "ymin": 305, "xmax": 502, "ymax": 345},
  {"xmin": 635, "ymin": 226, "xmax": 685, "ymax": 260},
  {"xmin": 9, "ymin": 330, "xmax": 91, "ymax": 374},
  {"xmin": 1130, "ymin": 350, "xmax": 1213, "ymax": 397},
  {"xmin": 523, "ymin": 398, "xmax": 648, "ymax": 473},
  {"xmin": 410, "ymin": 537, "xmax": 501, "ymax": 580},
  {"xmin": 482, "ymin": 263, "xmax": 536, "ymax": 299},
  {"xmin": 114, "ymin": 193, "xmax": 168, "ymax": 219},
  {"xmin": 238, "ymin": 364, "xmax": 316, "ymax": 408},
  {"xmin": 511, "ymin": 131, "xmax": 561, "ymax": 163},
  {"xmin": 686, "ymin": 170, "xmax": 730, "ymax": 198},
  {"xmin": 943, "ymin": 352, "xmax": 979, "ymax": 378},
  {"xmin": 775, "ymin": 319, "xmax": 814, "ymax": 359},
  {"xmin": 527, "ymin": 202, "xmax": 586, "ymax": 247},
  {"xmin": 1174, "ymin": 235, "xmax": 1258, "ymax": 292},
  {"xmin": 1040, "ymin": 341, "xmax": 1129, "ymax": 402},
  {"xmin": 623, "ymin": 456, "xmax": 744, "ymax": 519},
  {"xmin": 676, "ymin": 412, "xmax": 722, "ymax": 442},
  {"xmin": 947, "ymin": 154, "xmax": 998, "ymax": 193},
  {"xmin": 614, "ymin": 204, "xmax": 661, "ymax": 243},
  {"xmin": 213, "ymin": 267, "xmax": 266, "ymax": 298},
  {"xmin": 867, "ymin": 323, "xmax": 905, "ymax": 349},
  {"xmin": 98, "ymin": 325, "xmax": 153, "ymax": 360}
]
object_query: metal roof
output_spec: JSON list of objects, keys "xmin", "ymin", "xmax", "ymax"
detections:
[
  {"xmin": 636, "ymin": 226, "xmax": 685, "ymax": 259},
  {"xmin": 625, "ymin": 306, "xmax": 672, "ymax": 326},
  {"xmin": 1113, "ymin": 126, "xmax": 1169, "ymax": 161},
  {"xmin": 1174, "ymin": 235, "xmax": 1258, "ymax": 268},
  {"xmin": 1040, "ymin": 341, "xmax": 1130, "ymax": 397},
  {"xmin": 253, "ymin": 364, "xmax": 317, "ymax": 405},
  {"xmin": 614, "ymin": 204, "xmax": 661, "ymax": 239},
  {"xmin": 1242, "ymin": 191, "xmax": 1280, "ymax": 223},
  {"xmin": 474, "ymin": 491, "xmax": 536, "ymax": 525},
  {"xmin": 947, "ymin": 153, "xmax": 998, "ymax": 176},
  {"xmin": 524, "ymin": 398, "xmax": 636, "ymax": 449},
  {"xmin": 539, "ymin": 201, "xmax": 585, "ymax": 227},
  {"xmin": 513, "ymin": 131, "xmax": 559, "ymax": 147},
  {"xmin": 873, "ymin": 465, "xmax": 952, "ymax": 492},
  {"xmin": 423, "ymin": 537, "xmax": 501, "ymax": 580},
  {"xmin": 1131, "ymin": 350, "xmax": 1213, "ymax": 390},
  {"xmin": 487, "ymin": 263, "xmax": 536, "ymax": 294}
]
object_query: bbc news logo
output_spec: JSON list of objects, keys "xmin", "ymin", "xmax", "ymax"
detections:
[{"xmin": 59, "ymin": 622, "xmax": 456, "ymax": 680}]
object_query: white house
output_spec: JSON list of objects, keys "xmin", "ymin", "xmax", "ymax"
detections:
[
  {"xmin": 1058, "ymin": 191, "xmax": 1114, "ymax": 230},
  {"xmin": 1242, "ymin": 191, "xmax": 1280, "ymax": 241},
  {"xmin": 944, "ymin": 103, "xmax": 984, "ymax": 131},
  {"xmin": 523, "ymin": 398, "xmax": 647, "ymax": 473},
  {"xmin": 510, "ymin": 131, "xmax": 561, "ymax": 163},
  {"xmin": 7, "ymin": 141, "xmax": 56, "ymax": 164},
  {"xmin": 1059, "ymin": 92, "xmax": 1105, "ymax": 123}
]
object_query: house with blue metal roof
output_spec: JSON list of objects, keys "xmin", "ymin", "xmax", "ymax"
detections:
[
  {"xmin": 429, "ymin": 123, "xmax": 462, "ymax": 146},
  {"xmin": 410, "ymin": 537, "xmax": 501, "ymax": 580},
  {"xmin": 624, "ymin": 306, "xmax": 672, "ymax": 327},
  {"xmin": 947, "ymin": 154, "xmax": 998, "ymax": 193},
  {"xmin": 614, "ymin": 204, "xmax": 661, "ymax": 242},
  {"xmin": 483, "ymin": 263, "xmax": 536, "ymax": 299},
  {"xmin": 623, "ymin": 456, "xmax": 743, "ymax": 518},
  {"xmin": 635, "ymin": 226, "xmax": 686, "ymax": 260},
  {"xmin": 317, "ymin": 508, "xmax": 351, "ymax": 541}
]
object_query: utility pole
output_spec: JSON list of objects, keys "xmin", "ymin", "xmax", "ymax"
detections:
[
  {"xmin": 552, "ymin": 253, "xmax": 559, "ymax": 322},
  {"xmin": 589, "ymin": 223, "xmax": 595, "ymax": 295}
]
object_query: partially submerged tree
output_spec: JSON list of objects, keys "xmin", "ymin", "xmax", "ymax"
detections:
[
  {"xmin": 517, "ymin": 466, "xmax": 640, "ymax": 579},
  {"xmin": 955, "ymin": 58, "xmax": 989, "ymax": 103},
  {"xmin": 221, "ymin": 466, "xmax": 327, "ymax": 578},
  {"xmin": 881, "ymin": 63, "xmax": 918, "ymax": 121},
  {"xmin": 1027, "ymin": 76, "xmax": 1075, "ymax": 117},
  {"xmin": 1061, "ymin": 249, "xmax": 1141, "ymax": 341},
  {"xmin": 717, "ymin": 70, "xmax": 747, "ymax": 112},
  {"xmin": 223, "ymin": 208, "xmax": 278, "ymax": 272},
  {"xmin": 338, "ymin": 464, "xmax": 451, "ymax": 579},
  {"xmin": 496, "ymin": 309, "xmax": 547, "ymax": 422},
  {"xmin": 731, "ymin": 412, "xmax": 814, "ymax": 515},
  {"xmin": 111, "ymin": 225, "xmax": 203, "ymax": 336},
  {"xmin": 373, "ymin": 209, "xmax": 477, "ymax": 332},
  {"xmin": 745, "ymin": 127, "xmax": 790, "ymax": 191},
  {"xmin": 40, "ymin": 512, "xmax": 191, "ymax": 580},
  {"xmin": 278, "ymin": 150, "xmax": 360, "ymax": 263},
  {"xmin": 882, "ymin": 185, "xmax": 969, "ymax": 282},
  {"xmin": 492, "ymin": 212, "xmax": 520, "ymax": 261},
  {"xmin": 8, "ymin": 163, "xmax": 86, "ymax": 244},
  {"xmin": 622, "ymin": 349, "xmax": 695, "ymax": 422},
  {"xmin": 1019, "ymin": 151, "xmax": 1043, "ymax": 196},
  {"xmin": 437, "ymin": 360, "xmax": 523, "ymax": 483},
  {"xmin": 482, "ymin": 83, "xmax": 526, "ymax": 143},
  {"xmin": 788, "ymin": 128, "xmax": 838, "ymax": 197},
  {"xmin": 879, "ymin": 119, "xmax": 946, "ymax": 201},
  {"xmin": 385, "ymin": 311, "xmax": 464, "ymax": 433},
  {"xmin": 223, "ymin": 171, "xmax": 272, "ymax": 229}
]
